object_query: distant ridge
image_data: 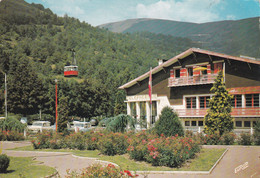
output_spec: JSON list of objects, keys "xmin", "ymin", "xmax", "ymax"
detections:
[{"xmin": 99, "ymin": 17, "xmax": 260, "ymax": 58}]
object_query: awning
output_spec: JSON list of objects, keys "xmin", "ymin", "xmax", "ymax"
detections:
[{"xmin": 193, "ymin": 66, "xmax": 207, "ymax": 71}]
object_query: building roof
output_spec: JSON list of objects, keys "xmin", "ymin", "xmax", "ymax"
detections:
[{"xmin": 119, "ymin": 48, "xmax": 260, "ymax": 89}]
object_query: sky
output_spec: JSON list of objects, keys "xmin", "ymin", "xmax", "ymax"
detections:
[{"xmin": 25, "ymin": 0, "xmax": 260, "ymax": 26}]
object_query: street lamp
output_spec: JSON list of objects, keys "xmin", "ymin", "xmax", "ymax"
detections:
[{"xmin": 55, "ymin": 79, "xmax": 58, "ymax": 132}]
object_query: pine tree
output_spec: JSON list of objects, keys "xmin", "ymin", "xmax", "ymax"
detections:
[
  {"xmin": 57, "ymin": 94, "xmax": 69, "ymax": 132},
  {"xmin": 204, "ymin": 71, "xmax": 234, "ymax": 136},
  {"xmin": 155, "ymin": 106, "xmax": 184, "ymax": 137}
]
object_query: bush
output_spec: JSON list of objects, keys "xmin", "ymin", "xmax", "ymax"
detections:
[
  {"xmin": 0, "ymin": 130, "xmax": 24, "ymax": 141},
  {"xmin": 98, "ymin": 132, "xmax": 129, "ymax": 156},
  {"xmin": 154, "ymin": 107, "xmax": 184, "ymax": 137},
  {"xmin": 66, "ymin": 163, "xmax": 138, "ymax": 177},
  {"xmin": 222, "ymin": 132, "xmax": 236, "ymax": 145},
  {"xmin": 0, "ymin": 154, "xmax": 10, "ymax": 173},
  {"xmin": 238, "ymin": 132, "xmax": 252, "ymax": 145},
  {"xmin": 105, "ymin": 114, "xmax": 136, "ymax": 133},
  {"xmin": 32, "ymin": 131, "xmax": 52, "ymax": 149},
  {"xmin": 253, "ymin": 121, "xmax": 260, "ymax": 145},
  {"xmin": 127, "ymin": 132, "xmax": 200, "ymax": 167},
  {"xmin": 0, "ymin": 117, "xmax": 26, "ymax": 132}
]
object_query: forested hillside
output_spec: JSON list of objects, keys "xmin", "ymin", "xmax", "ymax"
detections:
[
  {"xmin": 99, "ymin": 17, "xmax": 260, "ymax": 58},
  {"xmin": 0, "ymin": 0, "xmax": 199, "ymax": 122}
]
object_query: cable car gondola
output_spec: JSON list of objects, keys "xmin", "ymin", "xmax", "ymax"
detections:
[{"xmin": 64, "ymin": 50, "xmax": 78, "ymax": 77}]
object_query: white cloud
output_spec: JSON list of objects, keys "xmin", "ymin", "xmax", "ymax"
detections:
[
  {"xmin": 226, "ymin": 15, "xmax": 236, "ymax": 20},
  {"xmin": 136, "ymin": 0, "xmax": 222, "ymax": 23}
]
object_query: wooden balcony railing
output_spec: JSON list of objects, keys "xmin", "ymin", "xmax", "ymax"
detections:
[
  {"xmin": 168, "ymin": 73, "xmax": 218, "ymax": 87},
  {"xmin": 176, "ymin": 107, "xmax": 260, "ymax": 118}
]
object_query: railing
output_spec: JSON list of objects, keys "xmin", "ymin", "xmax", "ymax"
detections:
[
  {"xmin": 168, "ymin": 73, "xmax": 218, "ymax": 87},
  {"xmin": 176, "ymin": 107, "xmax": 260, "ymax": 117}
]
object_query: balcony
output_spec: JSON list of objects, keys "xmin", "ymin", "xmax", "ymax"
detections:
[
  {"xmin": 176, "ymin": 107, "xmax": 260, "ymax": 118},
  {"xmin": 168, "ymin": 73, "xmax": 218, "ymax": 87}
]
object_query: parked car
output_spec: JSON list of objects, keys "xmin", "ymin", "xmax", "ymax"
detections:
[
  {"xmin": 27, "ymin": 121, "xmax": 54, "ymax": 133},
  {"xmin": 68, "ymin": 121, "xmax": 92, "ymax": 132}
]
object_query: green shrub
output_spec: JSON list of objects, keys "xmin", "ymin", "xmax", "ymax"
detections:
[
  {"xmin": 238, "ymin": 132, "xmax": 252, "ymax": 145},
  {"xmin": 0, "ymin": 154, "xmax": 10, "ymax": 173},
  {"xmin": 0, "ymin": 118, "xmax": 25, "ymax": 132},
  {"xmin": 253, "ymin": 121, "xmax": 260, "ymax": 145},
  {"xmin": 0, "ymin": 130, "xmax": 24, "ymax": 141},
  {"xmin": 105, "ymin": 114, "xmax": 136, "ymax": 133},
  {"xmin": 222, "ymin": 132, "xmax": 236, "ymax": 145},
  {"xmin": 32, "ymin": 131, "xmax": 52, "ymax": 149},
  {"xmin": 98, "ymin": 132, "xmax": 129, "ymax": 156},
  {"xmin": 64, "ymin": 132, "xmax": 86, "ymax": 150},
  {"xmin": 154, "ymin": 107, "xmax": 184, "ymax": 137}
]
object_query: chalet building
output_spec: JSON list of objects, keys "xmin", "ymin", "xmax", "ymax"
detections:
[{"xmin": 119, "ymin": 48, "xmax": 260, "ymax": 133}]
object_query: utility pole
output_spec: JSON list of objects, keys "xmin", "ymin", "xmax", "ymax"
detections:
[{"xmin": 55, "ymin": 79, "xmax": 58, "ymax": 132}]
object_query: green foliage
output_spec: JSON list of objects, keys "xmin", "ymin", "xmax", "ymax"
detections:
[
  {"xmin": 222, "ymin": 132, "xmax": 236, "ymax": 145},
  {"xmin": 0, "ymin": 0, "xmax": 198, "ymax": 119},
  {"xmin": 0, "ymin": 117, "xmax": 25, "ymax": 132},
  {"xmin": 98, "ymin": 132, "xmax": 129, "ymax": 156},
  {"xmin": 238, "ymin": 132, "xmax": 252, "ymax": 145},
  {"xmin": 253, "ymin": 121, "xmax": 260, "ymax": 145},
  {"xmin": 154, "ymin": 107, "xmax": 184, "ymax": 137},
  {"xmin": 57, "ymin": 94, "xmax": 69, "ymax": 132},
  {"xmin": 0, "ymin": 154, "xmax": 10, "ymax": 173},
  {"xmin": 204, "ymin": 71, "xmax": 234, "ymax": 136},
  {"xmin": 105, "ymin": 114, "xmax": 136, "ymax": 133},
  {"xmin": 0, "ymin": 130, "xmax": 24, "ymax": 141}
]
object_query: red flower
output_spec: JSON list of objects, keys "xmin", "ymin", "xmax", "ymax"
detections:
[{"xmin": 124, "ymin": 170, "xmax": 133, "ymax": 177}]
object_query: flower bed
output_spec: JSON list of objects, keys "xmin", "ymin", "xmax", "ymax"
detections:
[
  {"xmin": 0, "ymin": 130, "xmax": 24, "ymax": 141},
  {"xmin": 66, "ymin": 163, "xmax": 138, "ymax": 177},
  {"xmin": 32, "ymin": 130, "xmax": 201, "ymax": 168}
]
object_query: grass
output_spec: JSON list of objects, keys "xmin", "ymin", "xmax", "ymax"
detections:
[
  {"xmin": 10, "ymin": 145, "xmax": 226, "ymax": 172},
  {"xmin": 0, "ymin": 157, "xmax": 57, "ymax": 178}
]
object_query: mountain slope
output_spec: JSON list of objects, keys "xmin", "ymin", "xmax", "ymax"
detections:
[
  {"xmin": 0, "ymin": 0, "xmax": 199, "ymax": 118},
  {"xmin": 99, "ymin": 17, "xmax": 260, "ymax": 58}
]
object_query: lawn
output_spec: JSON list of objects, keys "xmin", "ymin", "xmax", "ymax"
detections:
[
  {"xmin": 10, "ymin": 145, "xmax": 226, "ymax": 171},
  {"xmin": 0, "ymin": 157, "xmax": 57, "ymax": 178}
]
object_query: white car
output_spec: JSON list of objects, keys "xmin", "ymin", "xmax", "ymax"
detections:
[
  {"xmin": 69, "ymin": 121, "xmax": 91, "ymax": 132},
  {"xmin": 27, "ymin": 121, "xmax": 54, "ymax": 133}
]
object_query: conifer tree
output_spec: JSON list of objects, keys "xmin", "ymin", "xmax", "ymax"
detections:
[
  {"xmin": 204, "ymin": 71, "xmax": 233, "ymax": 136},
  {"xmin": 155, "ymin": 106, "xmax": 184, "ymax": 137}
]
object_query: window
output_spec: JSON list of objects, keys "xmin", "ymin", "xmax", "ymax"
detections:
[
  {"xmin": 185, "ymin": 121, "xmax": 190, "ymax": 126},
  {"xmin": 198, "ymin": 121, "xmax": 204, "ymax": 126},
  {"xmin": 175, "ymin": 69, "xmax": 180, "ymax": 78},
  {"xmin": 253, "ymin": 121, "xmax": 256, "ymax": 127},
  {"xmin": 140, "ymin": 102, "xmax": 146, "ymax": 119},
  {"xmin": 246, "ymin": 94, "xmax": 259, "ymax": 107},
  {"xmin": 151, "ymin": 101, "xmax": 157, "ymax": 124},
  {"xmin": 199, "ymin": 96, "xmax": 210, "ymax": 108},
  {"xmin": 191, "ymin": 121, "xmax": 197, "ymax": 126},
  {"xmin": 186, "ymin": 97, "xmax": 196, "ymax": 109},
  {"xmin": 244, "ymin": 121, "xmax": 251, "ymax": 127},
  {"xmin": 130, "ymin": 102, "xmax": 136, "ymax": 117},
  {"xmin": 232, "ymin": 95, "xmax": 242, "ymax": 108},
  {"xmin": 188, "ymin": 68, "xmax": 193, "ymax": 76},
  {"xmin": 236, "ymin": 121, "xmax": 242, "ymax": 127}
]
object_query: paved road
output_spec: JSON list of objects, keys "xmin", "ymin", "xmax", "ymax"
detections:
[{"xmin": 2, "ymin": 142, "xmax": 260, "ymax": 178}]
